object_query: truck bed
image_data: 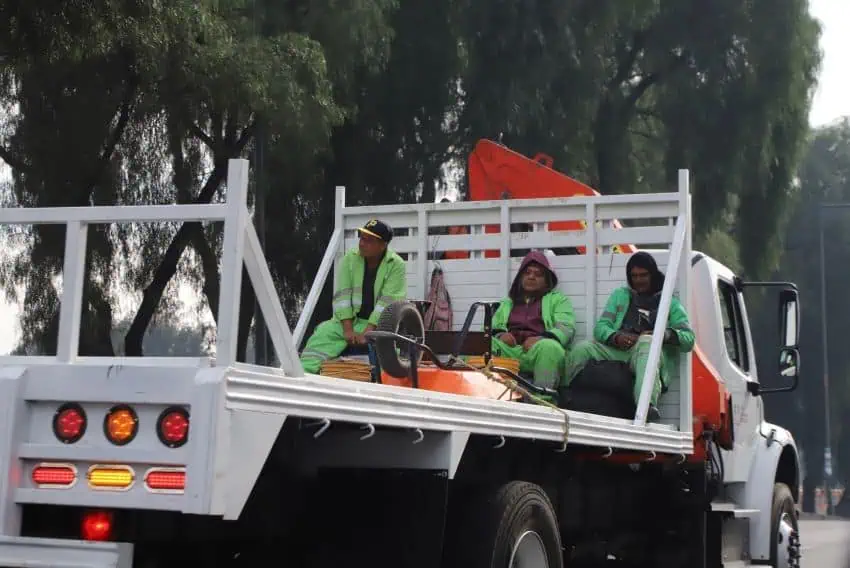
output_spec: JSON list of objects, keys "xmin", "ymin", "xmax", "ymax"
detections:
[{"xmin": 0, "ymin": 160, "xmax": 695, "ymax": 564}]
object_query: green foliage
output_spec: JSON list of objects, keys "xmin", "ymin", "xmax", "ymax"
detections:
[
  {"xmin": 752, "ymin": 119, "xmax": 850, "ymax": 493},
  {"xmin": 0, "ymin": 0, "xmax": 823, "ymax": 357}
]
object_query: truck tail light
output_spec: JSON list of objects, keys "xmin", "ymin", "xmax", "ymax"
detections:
[
  {"xmin": 156, "ymin": 407, "xmax": 190, "ymax": 448},
  {"xmin": 103, "ymin": 405, "xmax": 138, "ymax": 446},
  {"xmin": 81, "ymin": 510, "xmax": 113, "ymax": 541},
  {"xmin": 53, "ymin": 403, "xmax": 87, "ymax": 444},
  {"xmin": 145, "ymin": 467, "xmax": 186, "ymax": 493},
  {"xmin": 32, "ymin": 463, "xmax": 77, "ymax": 488},
  {"xmin": 87, "ymin": 465, "xmax": 134, "ymax": 491}
]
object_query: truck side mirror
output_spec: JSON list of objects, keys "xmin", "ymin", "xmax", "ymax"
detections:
[
  {"xmin": 778, "ymin": 288, "xmax": 799, "ymax": 348},
  {"xmin": 778, "ymin": 347, "xmax": 800, "ymax": 390}
]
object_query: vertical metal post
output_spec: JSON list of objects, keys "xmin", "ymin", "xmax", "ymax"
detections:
[
  {"xmin": 819, "ymin": 205, "xmax": 833, "ymax": 514},
  {"xmin": 253, "ymin": 120, "xmax": 269, "ymax": 366},
  {"xmin": 251, "ymin": 0, "xmax": 269, "ymax": 366}
]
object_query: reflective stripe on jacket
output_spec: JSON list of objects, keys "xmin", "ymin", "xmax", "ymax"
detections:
[{"xmin": 332, "ymin": 248, "xmax": 408, "ymax": 326}]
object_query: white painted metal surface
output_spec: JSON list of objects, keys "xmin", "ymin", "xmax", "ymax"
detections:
[
  {"xmin": 0, "ymin": 159, "xmax": 702, "ymax": 565},
  {"xmin": 305, "ymin": 169, "xmax": 693, "ymax": 436}
]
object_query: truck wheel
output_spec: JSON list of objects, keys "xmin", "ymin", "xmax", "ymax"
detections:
[
  {"xmin": 443, "ymin": 481, "xmax": 563, "ymax": 568},
  {"xmin": 770, "ymin": 482, "xmax": 801, "ymax": 568},
  {"xmin": 374, "ymin": 300, "xmax": 425, "ymax": 378}
]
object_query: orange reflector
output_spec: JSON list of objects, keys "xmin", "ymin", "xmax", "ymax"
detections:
[
  {"xmin": 104, "ymin": 405, "xmax": 138, "ymax": 446},
  {"xmin": 144, "ymin": 468, "xmax": 186, "ymax": 493},
  {"xmin": 32, "ymin": 464, "xmax": 77, "ymax": 488},
  {"xmin": 87, "ymin": 465, "xmax": 134, "ymax": 490}
]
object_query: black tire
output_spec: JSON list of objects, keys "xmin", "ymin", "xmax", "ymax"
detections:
[
  {"xmin": 770, "ymin": 482, "xmax": 801, "ymax": 568},
  {"xmin": 443, "ymin": 481, "xmax": 563, "ymax": 568},
  {"xmin": 374, "ymin": 300, "xmax": 425, "ymax": 378}
]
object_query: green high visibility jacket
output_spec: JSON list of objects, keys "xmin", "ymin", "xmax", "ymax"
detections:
[
  {"xmin": 594, "ymin": 286, "xmax": 695, "ymax": 385},
  {"xmin": 332, "ymin": 248, "xmax": 408, "ymax": 326},
  {"xmin": 491, "ymin": 290, "xmax": 577, "ymax": 348}
]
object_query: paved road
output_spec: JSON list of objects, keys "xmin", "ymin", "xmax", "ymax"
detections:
[{"xmin": 801, "ymin": 519, "xmax": 850, "ymax": 566}]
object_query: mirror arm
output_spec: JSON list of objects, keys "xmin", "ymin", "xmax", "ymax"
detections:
[{"xmin": 758, "ymin": 381, "xmax": 798, "ymax": 395}]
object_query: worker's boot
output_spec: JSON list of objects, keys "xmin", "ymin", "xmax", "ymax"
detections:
[{"xmin": 647, "ymin": 405, "xmax": 661, "ymax": 422}]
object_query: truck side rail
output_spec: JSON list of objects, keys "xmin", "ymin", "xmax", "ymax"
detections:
[
  {"xmin": 0, "ymin": 159, "xmax": 303, "ymax": 377},
  {"xmin": 296, "ymin": 171, "xmax": 693, "ymax": 433}
]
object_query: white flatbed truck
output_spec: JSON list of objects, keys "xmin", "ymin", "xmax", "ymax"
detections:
[{"xmin": 0, "ymin": 159, "xmax": 802, "ymax": 567}]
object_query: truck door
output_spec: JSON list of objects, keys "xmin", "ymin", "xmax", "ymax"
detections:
[{"xmin": 715, "ymin": 276, "xmax": 763, "ymax": 482}]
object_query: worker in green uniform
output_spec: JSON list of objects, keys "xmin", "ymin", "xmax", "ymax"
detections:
[
  {"xmin": 299, "ymin": 219, "xmax": 408, "ymax": 374},
  {"xmin": 491, "ymin": 250, "xmax": 576, "ymax": 391},
  {"xmin": 561, "ymin": 251, "xmax": 695, "ymax": 413}
]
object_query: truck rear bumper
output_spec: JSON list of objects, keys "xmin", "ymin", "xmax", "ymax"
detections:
[{"xmin": 0, "ymin": 536, "xmax": 132, "ymax": 567}]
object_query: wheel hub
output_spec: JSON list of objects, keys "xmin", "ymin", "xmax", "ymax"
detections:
[
  {"xmin": 509, "ymin": 530, "xmax": 549, "ymax": 568},
  {"xmin": 776, "ymin": 512, "xmax": 801, "ymax": 568}
]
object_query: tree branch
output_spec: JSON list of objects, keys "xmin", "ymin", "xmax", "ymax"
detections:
[
  {"xmin": 189, "ymin": 122, "xmax": 216, "ymax": 151},
  {"xmin": 191, "ymin": 226, "xmax": 220, "ymax": 323},
  {"xmin": 625, "ymin": 52, "xmax": 689, "ymax": 108},
  {"xmin": 124, "ymin": 120, "xmax": 257, "ymax": 356},
  {"xmin": 609, "ymin": 29, "xmax": 649, "ymax": 89},
  {"xmin": 0, "ymin": 145, "xmax": 29, "ymax": 173}
]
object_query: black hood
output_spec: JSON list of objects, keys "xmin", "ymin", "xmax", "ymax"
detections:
[{"xmin": 626, "ymin": 251, "xmax": 665, "ymax": 295}]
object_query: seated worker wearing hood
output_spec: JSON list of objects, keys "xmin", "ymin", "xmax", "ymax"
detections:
[
  {"xmin": 299, "ymin": 219, "xmax": 407, "ymax": 374},
  {"xmin": 561, "ymin": 251, "xmax": 695, "ymax": 416},
  {"xmin": 491, "ymin": 251, "xmax": 576, "ymax": 391}
]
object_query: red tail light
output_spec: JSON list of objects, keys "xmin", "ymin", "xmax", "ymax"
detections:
[
  {"xmin": 156, "ymin": 407, "xmax": 190, "ymax": 448},
  {"xmin": 52, "ymin": 403, "xmax": 87, "ymax": 444},
  {"xmin": 145, "ymin": 468, "xmax": 186, "ymax": 493},
  {"xmin": 81, "ymin": 510, "xmax": 113, "ymax": 541},
  {"xmin": 32, "ymin": 464, "xmax": 77, "ymax": 488}
]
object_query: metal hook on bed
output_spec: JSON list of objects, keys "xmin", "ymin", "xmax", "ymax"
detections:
[
  {"xmin": 644, "ymin": 450, "xmax": 657, "ymax": 462},
  {"xmin": 555, "ymin": 439, "xmax": 568, "ymax": 453},
  {"xmin": 602, "ymin": 447, "xmax": 613, "ymax": 459},
  {"xmin": 676, "ymin": 453, "xmax": 686, "ymax": 465},
  {"xmin": 311, "ymin": 418, "xmax": 331, "ymax": 439},
  {"xmin": 359, "ymin": 423, "xmax": 375, "ymax": 440},
  {"xmin": 412, "ymin": 428, "xmax": 424, "ymax": 444},
  {"xmin": 493, "ymin": 435, "xmax": 506, "ymax": 449}
]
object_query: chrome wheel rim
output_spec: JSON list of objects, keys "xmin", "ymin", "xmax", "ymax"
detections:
[
  {"xmin": 776, "ymin": 512, "xmax": 801, "ymax": 568},
  {"xmin": 509, "ymin": 530, "xmax": 549, "ymax": 568}
]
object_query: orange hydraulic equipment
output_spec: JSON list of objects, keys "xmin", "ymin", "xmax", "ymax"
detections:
[{"xmin": 467, "ymin": 139, "xmax": 637, "ymax": 257}]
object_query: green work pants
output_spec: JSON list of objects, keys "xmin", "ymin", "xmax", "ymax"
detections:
[
  {"xmin": 492, "ymin": 337, "xmax": 566, "ymax": 390},
  {"xmin": 561, "ymin": 335, "xmax": 663, "ymax": 406},
  {"xmin": 300, "ymin": 318, "xmax": 370, "ymax": 374}
]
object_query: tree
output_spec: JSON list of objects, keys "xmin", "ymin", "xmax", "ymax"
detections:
[
  {"xmin": 752, "ymin": 119, "xmax": 850, "ymax": 510},
  {"xmin": 454, "ymin": 0, "xmax": 821, "ymax": 277},
  {"xmin": 0, "ymin": 0, "xmax": 397, "ymax": 356}
]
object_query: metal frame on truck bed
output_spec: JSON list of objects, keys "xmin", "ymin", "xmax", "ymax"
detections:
[{"xmin": 0, "ymin": 159, "xmax": 767, "ymax": 567}]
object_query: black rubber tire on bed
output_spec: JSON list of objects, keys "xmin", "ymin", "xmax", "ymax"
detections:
[
  {"xmin": 374, "ymin": 300, "xmax": 426, "ymax": 379},
  {"xmin": 442, "ymin": 481, "xmax": 563, "ymax": 568}
]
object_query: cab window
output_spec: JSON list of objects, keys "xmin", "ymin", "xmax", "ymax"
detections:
[{"xmin": 717, "ymin": 279, "xmax": 750, "ymax": 372}]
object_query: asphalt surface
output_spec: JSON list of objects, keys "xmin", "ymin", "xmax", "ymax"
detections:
[{"xmin": 801, "ymin": 518, "xmax": 850, "ymax": 567}]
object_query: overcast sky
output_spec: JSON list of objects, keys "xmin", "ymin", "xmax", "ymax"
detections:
[
  {"xmin": 809, "ymin": 0, "xmax": 848, "ymax": 126},
  {"xmin": 0, "ymin": 3, "xmax": 848, "ymax": 354}
]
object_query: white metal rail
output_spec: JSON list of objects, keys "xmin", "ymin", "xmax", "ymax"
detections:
[
  {"xmin": 0, "ymin": 159, "xmax": 304, "ymax": 377},
  {"xmin": 297, "ymin": 170, "xmax": 693, "ymax": 433}
]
